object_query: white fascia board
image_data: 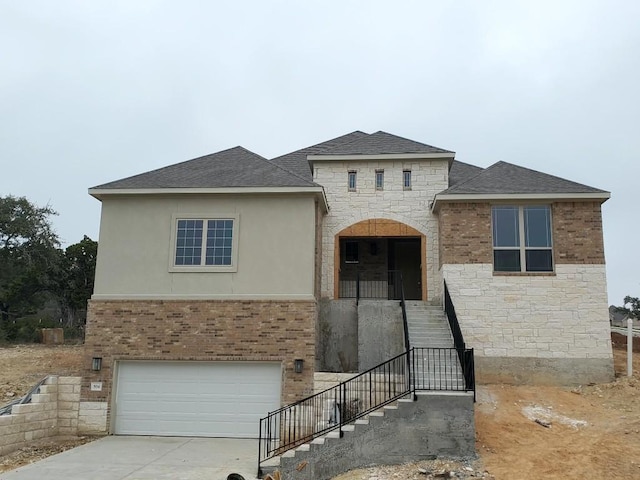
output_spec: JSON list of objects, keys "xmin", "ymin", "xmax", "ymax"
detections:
[
  {"xmin": 431, "ymin": 192, "xmax": 611, "ymax": 212},
  {"xmin": 307, "ymin": 152, "xmax": 455, "ymax": 162},
  {"xmin": 89, "ymin": 186, "xmax": 329, "ymax": 212}
]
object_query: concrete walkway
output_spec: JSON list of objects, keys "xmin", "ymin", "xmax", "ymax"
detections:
[{"xmin": 0, "ymin": 436, "xmax": 258, "ymax": 480}]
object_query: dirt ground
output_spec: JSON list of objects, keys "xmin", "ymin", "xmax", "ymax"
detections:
[
  {"xmin": 1, "ymin": 337, "xmax": 640, "ymax": 478},
  {"xmin": 335, "ymin": 333, "xmax": 640, "ymax": 480}
]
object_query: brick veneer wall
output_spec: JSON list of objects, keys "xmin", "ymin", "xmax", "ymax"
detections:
[
  {"xmin": 83, "ymin": 299, "xmax": 316, "ymax": 426},
  {"xmin": 438, "ymin": 201, "xmax": 606, "ymax": 266},
  {"xmin": 553, "ymin": 201, "xmax": 605, "ymax": 264},
  {"xmin": 438, "ymin": 203, "xmax": 492, "ymax": 268}
]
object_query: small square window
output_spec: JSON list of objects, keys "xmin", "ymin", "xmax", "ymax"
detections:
[
  {"xmin": 348, "ymin": 171, "xmax": 357, "ymax": 191},
  {"xmin": 345, "ymin": 241, "xmax": 359, "ymax": 263},
  {"xmin": 403, "ymin": 170, "xmax": 411, "ymax": 190},
  {"xmin": 375, "ymin": 170, "xmax": 384, "ymax": 190}
]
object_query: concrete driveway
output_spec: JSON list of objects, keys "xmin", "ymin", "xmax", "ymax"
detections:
[{"xmin": 0, "ymin": 437, "xmax": 259, "ymax": 480}]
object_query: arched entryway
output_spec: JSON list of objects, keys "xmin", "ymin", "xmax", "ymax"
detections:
[{"xmin": 334, "ymin": 219, "xmax": 427, "ymax": 300}]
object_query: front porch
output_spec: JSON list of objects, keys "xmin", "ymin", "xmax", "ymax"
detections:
[{"xmin": 333, "ymin": 219, "xmax": 427, "ymax": 301}]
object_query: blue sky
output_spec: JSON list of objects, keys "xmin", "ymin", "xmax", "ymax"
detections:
[{"xmin": 1, "ymin": 1, "xmax": 638, "ymax": 305}]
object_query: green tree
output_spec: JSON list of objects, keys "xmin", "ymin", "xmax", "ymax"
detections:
[
  {"xmin": 0, "ymin": 196, "xmax": 60, "ymax": 324},
  {"xmin": 617, "ymin": 296, "xmax": 640, "ymax": 320},
  {"xmin": 55, "ymin": 235, "xmax": 98, "ymax": 328}
]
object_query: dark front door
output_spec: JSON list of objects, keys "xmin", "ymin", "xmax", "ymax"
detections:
[{"xmin": 391, "ymin": 239, "xmax": 422, "ymax": 300}]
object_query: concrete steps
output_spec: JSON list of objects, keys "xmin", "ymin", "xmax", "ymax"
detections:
[
  {"xmin": 261, "ymin": 391, "xmax": 476, "ymax": 480},
  {"xmin": 404, "ymin": 302, "xmax": 465, "ymax": 388}
]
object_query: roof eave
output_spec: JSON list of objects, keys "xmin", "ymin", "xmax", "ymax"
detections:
[
  {"xmin": 431, "ymin": 191, "xmax": 611, "ymax": 213},
  {"xmin": 89, "ymin": 185, "xmax": 326, "ymax": 201}
]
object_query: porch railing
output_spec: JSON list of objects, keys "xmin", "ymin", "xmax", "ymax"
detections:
[
  {"xmin": 443, "ymin": 280, "xmax": 475, "ymax": 395},
  {"xmin": 258, "ymin": 347, "xmax": 475, "ymax": 474},
  {"xmin": 339, "ymin": 270, "xmax": 404, "ymax": 303}
]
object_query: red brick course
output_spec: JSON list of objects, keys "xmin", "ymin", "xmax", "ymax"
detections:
[{"xmin": 83, "ymin": 299, "xmax": 316, "ymax": 427}]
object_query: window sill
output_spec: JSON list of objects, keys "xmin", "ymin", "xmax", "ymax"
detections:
[
  {"xmin": 493, "ymin": 271, "xmax": 556, "ymax": 277},
  {"xmin": 169, "ymin": 265, "xmax": 237, "ymax": 273}
]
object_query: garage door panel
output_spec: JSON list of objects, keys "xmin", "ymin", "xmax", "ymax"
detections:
[{"xmin": 114, "ymin": 361, "xmax": 281, "ymax": 438}]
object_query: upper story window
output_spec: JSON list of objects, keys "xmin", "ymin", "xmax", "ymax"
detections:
[
  {"xmin": 403, "ymin": 170, "xmax": 412, "ymax": 190},
  {"xmin": 348, "ymin": 171, "xmax": 357, "ymax": 191},
  {"xmin": 171, "ymin": 216, "xmax": 238, "ymax": 272},
  {"xmin": 375, "ymin": 170, "xmax": 384, "ymax": 190},
  {"xmin": 492, "ymin": 206, "xmax": 553, "ymax": 272}
]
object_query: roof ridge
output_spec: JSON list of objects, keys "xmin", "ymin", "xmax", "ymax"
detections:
[
  {"xmin": 373, "ymin": 130, "xmax": 455, "ymax": 154},
  {"xmin": 491, "ymin": 160, "xmax": 608, "ymax": 192},
  {"xmin": 270, "ymin": 130, "xmax": 369, "ymax": 161}
]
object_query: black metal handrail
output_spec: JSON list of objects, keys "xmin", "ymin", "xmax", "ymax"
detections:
[
  {"xmin": 443, "ymin": 281, "xmax": 475, "ymax": 394},
  {"xmin": 342, "ymin": 270, "xmax": 404, "ymax": 304},
  {"xmin": 257, "ymin": 347, "xmax": 474, "ymax": 474},
  {"xmin": 397, "ymin": 271, "xmax": 410, "ymax": 354}
]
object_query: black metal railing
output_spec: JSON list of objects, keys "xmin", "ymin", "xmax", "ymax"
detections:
[
  {"xmin": 398, "ymin": 271, "xmax": 411, "ymax": 355},
  {"xmin": 339, "ymin": 270, "xmax": 404, "ymax": 303},
  {"xmin": 258, "ymin": 347, "xmax": 474, "ymax": 473},
  {"xmin": 0, "ymin": 377, "xmax": 48, "ymax": 416},
  {"xmin": 443, "ymin": 280, "xmax": 475, "ymax": 394}
]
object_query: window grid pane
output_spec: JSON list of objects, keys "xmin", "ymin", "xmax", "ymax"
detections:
[
  {"xmin": 175, "ymin": 220, "xmax": 203, "ymax": 265},
  {"xmin": 524, "ymin": 206, "xmax": 552, "ymax": 247},
  {"xmin": 205, "ymin": 219, "xmax": 234, "ymax": 266},
  {"xmin": 492, "ymin": 207, "xmax": 519, "ymax": 247}
]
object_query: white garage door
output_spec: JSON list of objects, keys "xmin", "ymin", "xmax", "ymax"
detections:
[{"xmin": 114, "ymin": 361, "xmax": 281, "ymax": 438}]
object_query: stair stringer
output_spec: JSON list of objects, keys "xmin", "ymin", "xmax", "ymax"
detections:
[{"xmin": 268, "ymin": 391, "xmax": 475, "ymax": 480}]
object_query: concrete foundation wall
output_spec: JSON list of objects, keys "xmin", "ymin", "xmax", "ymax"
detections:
[
  {"xmin": 358, "ymin": 300, "xmax": 404, "ymax": 371},
  {"xmin": 279, "ymin": 392, "xmax": 475, "ymax": 480},
  {"xmin": 317, "ymin": 299, "xmax": 358, "ymax": 372},
  {"xmin": 0, "ymin": 376, "xmax": 100, "ymax": 457}
]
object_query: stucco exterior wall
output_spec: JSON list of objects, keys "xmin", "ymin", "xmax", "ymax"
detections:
[
  {"xmin": 315, "ymin": 159, "xmax": 449, "ymax": 301},
  {"xmin": 93, "ymin": 194, "xmax": 317, "ymax": 299}
]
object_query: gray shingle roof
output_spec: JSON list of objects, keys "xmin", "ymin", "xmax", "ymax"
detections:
[
  {"xmin": 440, "ymin": 161, "xmax": 608, "ymax": 195},
  {"xmin": 270, "ymin": 131, "xmax": 369, "ymax": 181},
  {"xmin": 318, "ymin": 131, "xmax": 453, "ymax": 156},
  {"xmin": 92, "ymin": 146, "xmax": 317, "ymax": 189},
  {"xmin": 449, "ymin": 160, "xmax": 484, "ymax": 187}
]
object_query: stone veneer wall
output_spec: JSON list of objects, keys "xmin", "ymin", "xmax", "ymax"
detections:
[
  {"xmin": 0, "ymin": 376, "xmax": 102, "ymax": 456},
  {"xmin": 83, "ymin": 299, "xmax": 316, "ymax": 431},
  {"xmin": 439, "ymin": 201, "xmax": 613, "ymax": 384},
  {"xmin": 315, "ymin": 159, "xmax": 449, "ymax": 301}
]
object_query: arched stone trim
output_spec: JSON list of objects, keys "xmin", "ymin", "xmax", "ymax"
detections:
[{"xmin": 333, "ymin": 218, "xmax": 427, "ymax": 300}]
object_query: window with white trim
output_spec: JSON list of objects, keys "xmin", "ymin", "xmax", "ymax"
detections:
[
  {"xmin": 173, "ymin": 217, "xmax": 237, "ymax": 269},
  {"xmin": 492, "ymin": 205, "xmax": 553, "ymax": 272}
]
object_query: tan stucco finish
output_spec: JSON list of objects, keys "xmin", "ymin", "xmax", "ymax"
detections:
[{"xmin": 93, "ymin": 194, "xmax": 317, "ymax": 298}]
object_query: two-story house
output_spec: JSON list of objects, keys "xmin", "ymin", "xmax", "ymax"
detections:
[{"xmin": 81, "ymin": 130, "xmax": 613, "ymax": 437}]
